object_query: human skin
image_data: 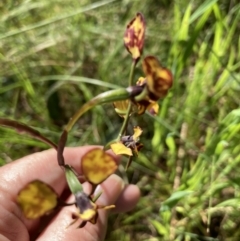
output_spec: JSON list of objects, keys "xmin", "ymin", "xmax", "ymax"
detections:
[{"xmin": 0, "ymin": 146, "xmax": 140, "ymax": 241}]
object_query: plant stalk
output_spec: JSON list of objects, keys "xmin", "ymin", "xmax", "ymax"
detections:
[
  {"xmin": 117, "ymin": 60, "xmax": 137, "ymax": 139},
  {"xmin": 57, "ymin": 86, "xmax": 143, "ymax": 166},
  {"xmin": 0, "ymin": 118, "xmax": 57, "ymax": 150}
]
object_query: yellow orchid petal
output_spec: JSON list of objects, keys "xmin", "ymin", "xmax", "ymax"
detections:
[
  {"xmin": 147, "ymin": 102, "xmax": 159, "ymax": 115},
  {"xmin": 110, "ymin": 142, "xmax": 133, "ymax": 156},
  {"xmin": 137, "ymin": 103, "xmax": 147, "ymax": 115},
  {"xmin": 75, "ymin": 192, "xmax": 97, "ymax": 221},
  {"xmin": 101, "ymin": 204, "xmax": 115, "ymax": 210},
  {"xmin": 17, "ymin": 180, "xmax": 58, "ymax": 219},
  {"xmin": 81, "ymin": 149, "xmax": 117, "ymax": 185},
  {"xmin": 132, "ymin": 126, "xmax": 143, "ymax": 141},
  {"xmin": 142, "ymin": 56, "xmax": 173, "ymax": 100},
  {"xmin": 79, "ymin": 208, "xmax": 96, "ymax": 221},
  {"xmin": 113, "ymin": 100, "xmax": 129, "ymax": 118},
  {"xmin": 124, "ymin": 12, "xmax": 146, "ymax": 61},
  {"xmin": 136, "ymin": 77, "xmax": 146, "ymax": 86}
]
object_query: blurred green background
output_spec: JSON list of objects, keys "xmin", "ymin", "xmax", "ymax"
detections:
[{"xmin": 1, "ymin": 0, "xmax": 240, "ymax": 240}]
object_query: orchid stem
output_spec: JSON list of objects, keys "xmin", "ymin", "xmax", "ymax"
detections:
[
  {"xmin": 117, "ymin": 103, "xmax": 132, "ymax": 140},
  {"xmin": 128, "ymin": 60, "xmax": 136, "ymax": 86},
  {"xmin": 117, "ymin": 60, "xmax": 137, "ymax": 140},
  {"xmin": 92, "ymin": 191, "xmax": 102, "ymax": 202},
  {"xmin": 65, "ymin": 88, "xmax": 132, "ymax": 133},
  {"xmin": 58, "ymin": 87, "xmax": 143, "ymax": 167}
]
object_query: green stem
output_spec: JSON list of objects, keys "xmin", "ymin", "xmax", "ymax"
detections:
[
  {"xmin": 117, "ymin": 61, "xmax": 137, "ymax": 140},
  {"xmin": 65, "ymin": 88, "xmax": 134, "ymax": 133},
  {"xmin": 92, "ymin": 191, "xmax": 102, "ymax": 202},
  {"xmin": 128, "ymin": 60, "xmax": 136, "ymax": 86},
  {"xmin": 103, "ymin": 139, "xmax": 117, "ymax": 150},
  {"xmin": 134, "ymin": 87, "xmax": 148, "ymax": 102},
  {"xmin": 65, "ymin": 165, "xmax": 83, "ymax": 194},
  {"xmin": 57, "ymin": 86, "xmax": 143, "ymax": 166},
  {"xmin": 117, "ymin": 103, "xmax": 132, "ymax": 140},
  {"xmin": 207, "ymin": 156, "xmax": 215, "ymax": 235}
]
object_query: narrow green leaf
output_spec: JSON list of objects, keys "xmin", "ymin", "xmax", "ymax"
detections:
[
  {"xmin": 189, "ymin": 0, "xmax": 219, "ymax": 23},
  {"xmin": 0, "ymin": 0, "xmax": 118, "ymax": 40},
  {"xmin": 150, "ymin": 219, "xmax": 168, "ymax": 236},
  {"xmin": 160, "ymin": 191, "xmax": 193, "ymax": 212},
  {"xmin": 178, "ymin": 3, "xmax": 192, "ymax": 41}
]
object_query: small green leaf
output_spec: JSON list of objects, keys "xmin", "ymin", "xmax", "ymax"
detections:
[{"xmin": 65, "ymin": 165, "xmax": 83, "ymax": 194}]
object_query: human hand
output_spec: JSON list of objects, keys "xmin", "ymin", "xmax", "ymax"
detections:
[{"xmin": 0, "ymin": 146, "xmax": 140, "ymax": 241}]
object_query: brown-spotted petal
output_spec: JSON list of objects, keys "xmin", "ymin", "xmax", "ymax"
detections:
[
  {"xmin": 17, "ymin": 180, "xmax": 58, "ymax": 219},
  {"xmin": 81, "ymin": 149, "xmax": 118, "ymax": 185},
  {"xmin": 147, "ymin": 101, "xmax": 159, "ymax": 115},
  {"xmin": 124, "ymin": 12, "xmax": 146, "ymax": 61},
  {"xmin": 132, "ymin": 126, "xmax": 143, "ymax": 141},
  {"xmin": 142, "ymin": 56, "xmax": 173, "ymax": 100}
]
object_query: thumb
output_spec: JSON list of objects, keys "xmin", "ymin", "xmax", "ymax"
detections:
[{"xmin": 37, "ymin": 174, "xmax": 124, "ymax": 241}]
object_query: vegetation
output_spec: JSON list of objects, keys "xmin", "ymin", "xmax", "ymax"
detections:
[{"xmin": 1, "ymin": 0, "xmax": 240, "ymax": 240}]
